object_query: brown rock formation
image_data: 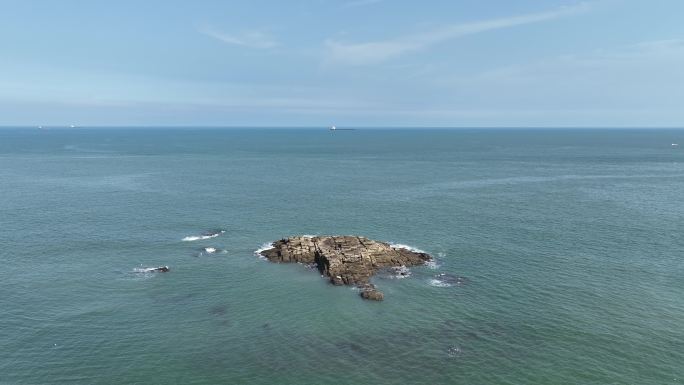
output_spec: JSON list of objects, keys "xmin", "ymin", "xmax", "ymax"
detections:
[{"xmin": 259, "ymin": 236, "xmax": 431, "ymax": 300}]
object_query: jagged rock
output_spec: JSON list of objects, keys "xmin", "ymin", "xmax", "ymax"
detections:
[
  {"xmin": 259, "ymin": 236, "xmax": 432, "ymax": 300},
  {"xmin": 359, "ymin": 283, "xmax": 384, "ymax": 301},
  {"xmin": 360, "ymin": 289, "xmax": 384, "ymax": 301}
]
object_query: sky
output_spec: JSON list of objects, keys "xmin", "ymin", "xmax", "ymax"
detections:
[{"xmin": 1, "ymin": 0, "xmax": 683, "ymax": 127}]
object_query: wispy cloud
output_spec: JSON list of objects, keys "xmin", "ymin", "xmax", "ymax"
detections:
[
  {"xmin": 417, "ymin": 37, "xmax": 684, "ymax": 121},
  {"xmin": 199, "ymin": 26, "xmax": 277, "ymax": 49},
  {"xmin": 460, "ymin": 38, "xmax": 684, "ymax": 84},
  {"xmin": 325, "ymin": 2, "xmax": 591, "ymax": 65}
]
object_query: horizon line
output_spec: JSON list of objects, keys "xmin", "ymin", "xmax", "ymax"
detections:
[{"xmin": 1, "ymin": 125, "xmax": 684, "ymax": 130}]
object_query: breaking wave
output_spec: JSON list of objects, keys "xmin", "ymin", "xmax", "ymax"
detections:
[
  {"xmin": 389, "ymin": 243, "xmax": 426, "ymax": 253},
  {"xmin": 254, "ymin": 242, "xmax": 274, "ymax": 259}
]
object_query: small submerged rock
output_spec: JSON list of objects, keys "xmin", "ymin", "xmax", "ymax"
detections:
[
  {"xmin": 431, "ymin": 273, "xmax": 469, "ymax": 287},
  {"xmin": 204, "ymin": 229, "xmax": 226, "ymax": 237},
  {"xmin": 135, "ymin": 266, "xmax": 170, "ymax": 273},
  {"xmin": 209, "ymin": 304, "xmax": 228, "ymax": 316},
  {"xmin": 258, "ymin": 235, "xmax": 432, "ymax": 300}
]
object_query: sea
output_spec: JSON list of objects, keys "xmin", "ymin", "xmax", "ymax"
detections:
[{"xmin": 1, "ymin": 127, "xmax": 682, "ymax": 384}]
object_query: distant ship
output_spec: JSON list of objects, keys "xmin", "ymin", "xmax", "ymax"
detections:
[
  {"xmin": 673, "ymin": 143, "xmax": 679, "ymax": 148},
  {"xmin": 330, "ymin": 125, "xmax": 336, "ymax": 131}
]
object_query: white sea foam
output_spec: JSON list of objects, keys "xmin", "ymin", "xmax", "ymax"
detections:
[
  {"xmin": 447, "ymin": 346, "xmax": 463, "ymax": 358},
  {"xmin": 254, "ymin": 242, "xmax": 274, "ymax": 259},
  {"xmin": 203, "ymin": 247, "xmax": 217, "ymax": 254},
  {"xmin": 121, "ymin": 266, "xmax": 153, "ymax": 281},
  {"xmin": 182, "ymin": 230, "xmax": 225, "ymax": 242},
  {"xmin": 425, "ymin": 260, "xmax": 440, "ymax": 269},
  {"xmin": 429, "ymin": 278, "xmax": 452, "ymax": 288},
  {"xmin": 376, "ymin": 265, "xmax": 412, "ymax": 279},
  {"xmin": 389, "ymin": 243, "xmax": 426, "ymax": 254}
]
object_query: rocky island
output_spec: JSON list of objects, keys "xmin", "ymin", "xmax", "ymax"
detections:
[{"xmin": 259, "ymin": 236, "xmax": 432, "ymax": 300}]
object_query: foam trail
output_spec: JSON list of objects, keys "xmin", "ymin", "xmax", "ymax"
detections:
[
  {"xmin": 182, "ymin": 230, "xmax": 225, "ymax": 242},
  {"xmin": 132, "ymin": 266, "xmax": 169, "ymax": 273}
]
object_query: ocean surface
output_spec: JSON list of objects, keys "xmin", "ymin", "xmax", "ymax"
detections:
[{"xmin": 1, "ymin": 127, "xmax": 683, "ymax": 385}]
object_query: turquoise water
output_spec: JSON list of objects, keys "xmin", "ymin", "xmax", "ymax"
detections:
[{"xmin": 1, "ymin": 128, "xmax": 683, "ymax": 384}]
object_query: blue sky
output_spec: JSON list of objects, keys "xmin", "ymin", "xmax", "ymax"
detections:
[{"xmin": 1, "ymin": 0, "xmax": 683, "ymax": 127}]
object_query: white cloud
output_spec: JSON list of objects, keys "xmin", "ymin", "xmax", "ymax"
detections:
[
  {"xmin": 325, "ymin": 2, "xmax": 591, "ymax": 66},
  {"xmin": 199, "ymin": 26, "xmax": 277, "ymax": 49}
]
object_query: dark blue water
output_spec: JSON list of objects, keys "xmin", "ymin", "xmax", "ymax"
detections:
[{"xmin": 1, "ymin": 128, "xmax": 683, "ymax": 384}]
